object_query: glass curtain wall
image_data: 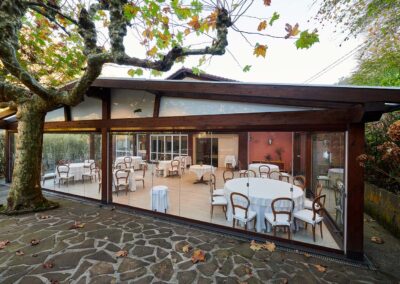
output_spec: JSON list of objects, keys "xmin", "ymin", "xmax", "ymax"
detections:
[{"xmin": 41, "ymin": 133, "xmax": 102, "ymax": 200}]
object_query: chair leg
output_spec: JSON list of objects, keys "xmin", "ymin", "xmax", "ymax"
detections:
[
  {"xmin": 312, "ymin": 225, "xmax": 316, "ymax": 242},
  {"xmin": 320, "ymin": 222, "xmax": 323, "ymax": 239}
]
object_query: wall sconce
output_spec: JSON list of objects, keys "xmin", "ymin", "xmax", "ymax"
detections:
[{"xmin": 267, "ymin": 138, "xmax": 273, "ymax": 145}]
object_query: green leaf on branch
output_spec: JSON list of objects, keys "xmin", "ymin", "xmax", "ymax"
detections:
[
  {"xmin": 243, "ymin": 65, "xmax": 252, "ymax": 72},
  {"xmin": 295, "ymin": 30, "xmax": 319, "ymax": 49},
  {"xmin": 127, "ymin": 68, "xmax": 144, "ymax": 77},
  {"xmin": 269, "ymin": 12, "xmax": 280, "ymax": 26},
  {"xmin": 191, "ymin": 67, "xmax": 203, "ymax": 75},
  {"xmin": 123, "ymin": 3, "xmax": 140, "ymax": 21}
]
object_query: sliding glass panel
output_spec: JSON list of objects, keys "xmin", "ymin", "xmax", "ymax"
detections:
[{"xmin": 42, "ymin": 133, "xmax": 101, "ymax": 200}]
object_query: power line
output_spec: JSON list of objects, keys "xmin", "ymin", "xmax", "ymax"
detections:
[{"xmin": 303, "ymin": 44, "xmax": 364, "ymax": 84}]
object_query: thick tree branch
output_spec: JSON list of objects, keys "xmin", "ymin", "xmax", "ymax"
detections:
[{"xmin": 0, "ymin": 80, "xmax": 30, "ymax": 104}]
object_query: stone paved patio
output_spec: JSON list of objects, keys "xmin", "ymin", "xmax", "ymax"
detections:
[{"xmin": 0, "ymin": 190, "xmax": 397, "ymax": 283}]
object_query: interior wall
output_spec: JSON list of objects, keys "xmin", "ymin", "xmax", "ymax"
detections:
[
  {"xmin": 192, "ymin": 133, "xmax": 239, "ymax": 168},
  {"xmin": 248, "ymin": 132, "xmax": 293, "ymax": 172}
]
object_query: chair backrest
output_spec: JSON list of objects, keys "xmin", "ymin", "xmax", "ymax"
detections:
[
  {"xmin": 171, "ymin": 159, "xmax": 180, "ymax": 170},
  {"xmin": 115, "ymin": 169, "xmax": 129, "ymax": 185},
  {"xmin": 124, "ymin": 157, "xmax": 132, "ymax": 168},
  {"xmin": 271, "ymin": 197, "xmax": 295, "ymax": 222},
  {"xmin": 230, "ymin": 192, "xmax": 250, "ymax": 219},
  {"xmin": 84, "ymin": 159, "xmax": 95, "ymax": 164},
  {"xmin": 312, "ymin": 195, "xmax": 326, "ymax": 220},
  {"xmin": 315, "ymin": 182, "xmax": 323, "ymax": 197},
  {"xmin": 115, "ymin": 162, "xmax": 125, "ymax": 170},
  {"xmin": 180, "ymin": 157, "xmax": 186, "ymax": 167},
  {"xmin": 259, "ymin": 165, "xmax": 270, "ymax": 178},
  {"xmin": 58, "ymin": 159, "xmax": 69, "ymax": 165},
  {"xmin": 210, "ymin": 173, "xmax": 217, "ymax": 191},
  {"xmin": 141, "ymin": 162, "xmax": 147, "ymax": 177},
  {"xmin": 293, "ymin": 175, "xmax": 306, "ymax": 190},
  {"xmin": 269, "ymin": 171, "xmax": 281, "ymax": 180},
  {"xmin": 245, "ymin": 169, "xmax": 257, "ymax": 178},
  {"xmin": 57, "ymin": 165, "xmax": 70, "ymax": 177},
  {"xmin": 223, "ymin": 170, "xmax": 234, "ymax": 183}
]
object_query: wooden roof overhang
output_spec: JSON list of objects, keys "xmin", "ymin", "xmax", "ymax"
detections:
[{"xmin": 2, "ymin": 78, "xmax": 400, "ymax": 131}]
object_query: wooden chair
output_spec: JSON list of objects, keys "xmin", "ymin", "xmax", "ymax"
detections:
[
  {"xmin": 210, "ymin": 173, "xmax": 224, "ymax": 196},
  {"xmin": 304, "ymin": 183, "xmax": 323, "ymax": 210},
  {"xmin": 293, "ymin": 175, "xmax": 306, "ymax": 190},
  {"xmin": 294, "ymin": 195, "xmax": 326, "ymax": 242},
  {"xmin": 180, "ymin": 157, "xmax": 186, "ymax": 174},
  {"xmin": 41, "ymin": 164, "xmax": 56, "ymax": 186},
  {"xmin": 124, "ymin": 156, "xmax": 133, "ymax": 169},
  {"xmin": 243, "ymin": 169, "xmax": 257, "ymax": 178},
  {"xmin": 223, "ymin": 170, "xmax": 234, "ymax": 183},
  {"xmin": 269, "ymin": 171, "xmax": 282, "ymax": 180},
  {"xmin": 279, "ymin": 171, "xmax": 291, "ymax": 183},
  {"xmin": 230, "ymin": 192, "xmax": 257, "ymax": 231},
  {"xmin": 264, "ymin": 197, "xmax": 295, "ymax": 239},
  {"xmin": 135, "ymin": 163, "xmax": 147, "ymax": 187},
  {"xmin": 210, "ymin": 182, "xmax": 227, "ymax": 219},
  {"xmin": 168, "ymin": 160, "xmax": 180, "ymax": 176},
  {"xmin": 82, "ymin": 162, "xmax": 97, "ymax": 183},
  {"xmin": 114, "ymin": 162, "xmax": 125, "ymax": 170},
  {"xmin": 58, "ymin": 159, "xmax": 70, "ymax": 165},
  {"xmin": 57, "ymin": 164, "xmax": 74, "ymax": 187},
  {"xmin": 259, "ymin": 165, "xmax": 270, "ymax": 178},
  {"xmin": 114, "ymin": 169, "xmax": 130, "ymax": 195}
]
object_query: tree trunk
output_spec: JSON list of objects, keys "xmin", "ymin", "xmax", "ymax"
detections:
[{"xmin": 4, "ymin": 103, "xmax": 58, "ymax": 214}]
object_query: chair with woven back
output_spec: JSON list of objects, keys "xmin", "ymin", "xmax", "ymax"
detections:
[
  {"xmin": 259, "ymin": 165, "xmax": 271, "ymax": 178},
  {"xmin": 223, "ymin": 170, "xmax": 234, "ymax": 183},
  {"xmin": 230, "ymin": 192, "xmax": 257, "ymax": 231},
  {"xmin": 293, "ymin": 195, "xmax": 326, "ymax": 242},
  {"xmin": 168, "ymin": 159, "xmax": 180, "ymax": 177},
  {"xmin": 264, "ymin": 197, "xmax": 295, "ymax": 239},
  {"xmin": 114, "ymin": 169, "xmax": 130, "ymax": 195}
]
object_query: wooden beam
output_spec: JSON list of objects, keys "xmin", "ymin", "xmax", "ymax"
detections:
[
  {"xmin": 153, "ymin": 94, "xmax": 161, "ymax": 118},
  {"xmin": 345, "ymin": 123, "xmax": 365, "ymax": 260},
  {"xmin": 79, "ymin": 79, "xmax": 400, "ymax": 104},
  {"xmin": 64, "ymin": 107, "xmax": 71, "ymax": 121},
  {"xmin": 0, "ymin": 108, "xmax": 16, "ymax": 120},
  {"xmin": 305, "ymin": 133, "xmax": 312, "ymax": 198},
  {"xmin": 238, "ymin": 133, "xmax": 248, "ymax": 169}
]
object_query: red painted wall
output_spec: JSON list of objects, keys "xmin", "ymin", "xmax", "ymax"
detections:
[{"xmin": 249, "ymin": 132, "xmax": 293, "ymax": 172}]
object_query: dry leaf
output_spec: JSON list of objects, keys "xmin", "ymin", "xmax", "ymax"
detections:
[
  {"xmin": 43, "ymin": 261, "xmax": 55, "ymax": 269},
  {"xmin": 314, "ymin": 264, "xmax": 327, "ymax": 272},
  {"xmin": 115, "ymin": 250, "xmax": 128, "ymax": 257},
  {"xmin": 249, "ymin": 240, "xmax": 263, "ymax": 251},
  {"xmin": 263, "ymin": 0, "xmax": 272, "ymax": 6},
  {"xmin": 16, "ymin": 250, "xmax": 24, "ymax": 256},
  {"xmin": 188, "ymin": 16, "xmax": 200, "ymax": 30},
  {"xmin": 264, "ymin": 241, "xmax": 276, "ymax": 252},
  {"xmin": 182, "ymin": 244, "xmax": 192, "ymax": 253},
  {"xmin": 257, "ymin": 20, "xmax": 267, "ymax": 31},
  {"xmin": 69, "ymin": 221, "xmax": 85, "ymax": 230},
  {"xmin": 30, "ymin": 239, "xmax": 40, "ymax": 246},
  {"xmin": 0, "ymin": 240, "xmax": 10, "ymax": 250},
  {"xmin": 39, "ymin": 215, "xmax": 51, "ymax": 219},
  {"xmin": 191, "ymin": 249, "xmax": 206, "ymax": 263},
  {"xmin": 371, "ymin": 236, "xmax": 384, "ymax": 244},
  {"xmin": 253, "ymin": 44, "xmax": 267, "ymax": 58}
]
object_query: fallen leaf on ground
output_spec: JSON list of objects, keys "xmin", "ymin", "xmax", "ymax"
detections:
[
  {"xmin": 115, "ymin": 250, "xmax": 128, "ymax": 257},
  {"xmin": 39, "ymin": 215, "xmax": 51, "ymax": 219},
  {"xmin": 69, "ymin": 221, "xmax": 85, "ymax": 230},
  {"xmin": 371, "ymin": 236, "xmax": 384, "ymax": 244},
  {"xmin": 16, "ymin": 250, "xmax": 24, "ymax": 256},
  {"xmin": 191, "ymin": 249, "xmax": 206, "ymax": 263},
  {"xmin": 182, "ymin": 244, "xmax": 192, "ymax": 253},
  {"xmin": 249, "ymin": 240, "xmax": 263, "ymax": 251},
  {"xmin": 304, "ymin": 253, "xmax": 311, "ymax": 258},
  {"xmin": 264, "ymin": 241, "xmax": 276, "ymax": 252},
  {"xmin": 314, "ymin": 264, "xmax": 327, "ymax": 272},
  {"xmin": 43, "ymin": 261, "xmax": 55, "ymax": 269},
  {"xmin": 30, "ymin": 239, "xmax": 40, "ymax": 246},
  {"xmin": 0, "ymin": 240, "xmax": 10, "ymax": 250}
]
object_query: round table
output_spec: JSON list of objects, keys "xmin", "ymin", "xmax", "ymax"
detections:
[
  {"xmin": 248, "ymin": 163, "xmax": 280, "ymax": 177},
  {"xmin": 151, "ymin": 185, "xmax": 169, "ymax": 213},
  {"xmin": 224, "ymin": 178, "xmax": 304, "ymax": 232},
  {"xmin": 158, "ymin": 160, "xmax": 173, "ymax": 177},
  {"xmin": 189, "ymin": 165, "xmax": 214, "ymax": 184},
  {"xmin": 56, "ymin": 162, "xmax": 90, "ymax": 182}
]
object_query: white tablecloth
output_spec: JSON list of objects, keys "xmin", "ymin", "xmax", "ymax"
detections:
[
  {"xmin": 248, "ymin": 163, "xmax": 280, "ymax": 177},
  {"xmin": 189, "ymin": 165, "xmax": 214, "ymax": 180},
  {"xmin": 224, "ymin": 155, "xmax": 237, "ymax": 168},
  {"xmin": 56, "ymin": 162, "xmax": 90, "ymax": 182},
  {"xmin": 151, "ymin": 185, "xmax": 169, "ymax": 212},
  {"xmin": 224, "ymin": 178, "xmax": 304, "ymax": 232},
  {"xmin": 174, "ymin": 156, "xmax": 192, "ymax": 167},
  {"xmin": 115, "ymin": 156, "xmax": 143, "ymax": 169},
  {"xmin": 158, "ymin": 160, "xmax": 178, "ymax": 177},
  {"xmin": 112, "ymin": 169, "xmax": 136, "ymax": 192}
]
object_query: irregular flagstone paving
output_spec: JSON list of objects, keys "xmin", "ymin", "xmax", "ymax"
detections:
[{"xmin": 0, "ymin": 197, "xmax": 396, "ymax": 284}]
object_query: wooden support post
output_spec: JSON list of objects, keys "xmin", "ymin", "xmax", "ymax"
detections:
[
  {"xmin": 89, "ymin": 134, "xmax": 95, "ymax": 160},
  {"xmin": 238, "ymin": 132, "xmax": 249, "ymax": 169},
  {"xmin": 305, "ymin": 133, "xmax": 312, "ymax": 197},
  {"xmin": 101, "ymin": 128, "xmax": 108, "ymax": 203},
  {"xmin": 153, "ymin": 94, "xmax": 161, "ymax": 118},
  {"xmin": 346, "ymin": 123, "xmax": 365, "ymax": 260}
]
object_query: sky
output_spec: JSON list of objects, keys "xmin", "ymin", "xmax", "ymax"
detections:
[{"xmin": 101, "ymin": 0, "xmax": 364, "ymax": 85}]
